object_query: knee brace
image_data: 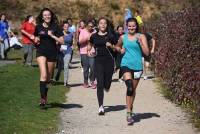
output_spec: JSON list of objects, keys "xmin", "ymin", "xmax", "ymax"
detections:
[{"xmin": 125, "ymin": 79, "xmax": 133, "ymax": 96}]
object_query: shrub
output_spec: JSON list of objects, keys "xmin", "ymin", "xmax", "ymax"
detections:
[{"xmin": 146, "ymin": 7, "xmax": 200, "ymax": 116}]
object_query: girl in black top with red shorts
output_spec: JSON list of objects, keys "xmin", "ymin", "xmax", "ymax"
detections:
[{"xmin": 34, "ymin": 8, "xmax": 64, "ymax": 107}]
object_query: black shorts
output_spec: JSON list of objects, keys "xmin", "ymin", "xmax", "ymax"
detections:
[
  {"xmin": 121, "ymin": 66, "xmax": 143, "ymax": 80},
  {"xmin": 36, "ymin": 50, "xmax": 58, "ymax": 62}
]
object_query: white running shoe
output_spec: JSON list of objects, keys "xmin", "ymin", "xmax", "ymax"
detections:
[
  {"xmin": 143, "ymin": 76, "xmax": 148, "ymax": 80},
  {"xmin": 98, "ymin": 105, "xmax": 105, "ymax": 115}
]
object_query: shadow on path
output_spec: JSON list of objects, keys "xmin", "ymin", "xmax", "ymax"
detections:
[
  {"xmin": 133, "ymin": 113, "xmax": 160, "ymax": 123},
  {"xmin": 7, "ymin": 58, "xmax": 21, "ymax": 61},
  {"xmin": 69, "ymin": 66, "xmax": 79, "ymax": 69},
  {"xmin": 71, "ymin": 61, "xmax": 80, "ymax": 64},
  {"xmin": 46, "ymin": 103, "xmax": 83, "ymax": 109},
  {"xmin": 104, "ymin": 105, "xmax": 126, "ymax": 112},
  {"xmin": 112, "ymin": 78, "xmax": 119, "ymax": 82},
  {"xmin": 50, "ymin": 81, "xmax": 64, "ymax": 86},
  {"xmin": 69, "ymin": 83, "xmax": 82, "ymax": 87},
  {"xmin": 32, "ymin": 64, "xmax": 39, "ymax": 68}
]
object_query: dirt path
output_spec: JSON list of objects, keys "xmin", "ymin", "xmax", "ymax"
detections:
[
  {"xmin": 0, "ymin": 60, "xmax": 15, "ymax": 67},
  {"xmin": 58, "ymin": 58, "xmax": 198, "ymax": 134}
]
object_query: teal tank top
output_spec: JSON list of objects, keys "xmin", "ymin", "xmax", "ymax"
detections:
[{"xmin": 121, "ymin": 33, "xmax": 143, "ymax": 70}]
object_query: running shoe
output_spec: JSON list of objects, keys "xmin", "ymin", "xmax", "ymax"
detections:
[
  {"xmin": 91, "ymin": 82, "xmax": 96, "ymax": 89},
  {"xmin": 64, "ymin": 83, "xmax": 70, "ymax": 88},
  {"xmin": 127, "ymin": 113, "xmax": 134, "ymax": 125},
  {"xmin": 39, "ymin": 98, "xmax": 46, "ymax": 107},
  {"xmin": 143, "ymin": 76, "xmax": 148, "ymax": 80},
  {"xmin": 104, "ymin": 88, "xmax": 110, "ymax": 92},
  {"xmin": 98, "ymin": 105, "xmax": 105, "ymax": 115}
]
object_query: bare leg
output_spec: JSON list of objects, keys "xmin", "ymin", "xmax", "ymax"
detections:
[
  {"xmin": 37, "ymin": 56, "xmax": 48, "ymax": 104},
  {"xmin": 123, "ymin": 72, "xmax": 133, "ymax": 113},
  {"xmin": 47, "ymin": 61, "xmax": 56, "ymax": 82},
  {"xmin": 130, "ymin": 79, "xmax": 140, "ymax": 111},
  {"xmin": 37, "ymin": 56, "xmax": 48, "ymax": 81}
]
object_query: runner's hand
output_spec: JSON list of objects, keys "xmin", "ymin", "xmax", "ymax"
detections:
[
  {"xmin": 34, "ymin": 37, "xmax": 40, "ymax": 45},
  {"xmin": 30, "ymin": 35, "xmax": 35, "ymax": 40},
  {"xmin": 48, "ymin": 30, "xmax": 53, "ymax": 37},
  {"xmin": 120, "ymin": 48, "xmax": 125, "ymax": 54},
  {"xmin": 87, "ymin": 51, "xmax": 93, "ymax": 57},
  {"xmin": 106, "ymin": 42, "xmax": 112, "ymax": 48},
  {"xmin": 151, "ymin": 49, "xmax": 154, "ymax": 54},
  {"xmin": 60, "ymin": 48, "xmax": 64, "ymax": 51}
]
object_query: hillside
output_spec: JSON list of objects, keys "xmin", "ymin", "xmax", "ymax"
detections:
[{"xmin": 0, "ymin": 0, "xmax": 199, "ymax": 28}]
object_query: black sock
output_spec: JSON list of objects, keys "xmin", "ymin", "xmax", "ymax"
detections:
[
  {"xmin": 40, "ymin": 81, "xmax": 46, "ymax": 99},
  {"xmin": 45, "ymin": 87, "xmax": 48, "ymax": 97}
]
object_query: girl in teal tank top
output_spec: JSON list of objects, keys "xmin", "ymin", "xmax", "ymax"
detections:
[
  {"xmin": 121, "ymin": 33, "xmax": 143, "ymax": 71},
  {"xmin": 115, "ymin": 18, "xmax": 149, "ymax": 125}
]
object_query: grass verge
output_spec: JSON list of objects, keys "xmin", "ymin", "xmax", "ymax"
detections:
[
  {"xmin": 0, "ymin": 49, "xmax": 68, "ymax": 134},
  {"xmin": 154, "ymin": 78, "xmax": 200, "ymax": 129}
]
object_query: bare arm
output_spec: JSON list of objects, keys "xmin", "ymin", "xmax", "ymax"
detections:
[
  {"xmin": 21, "ymin": 29, "xmax": 35, "ymax": 40},
  {"xmin": 139, "ymin": 34, "xmax": 149, "ymax": 56},
  {"xmin": 115, "ymin": 35, "xmax": 125, "ymax": 54},
  {"xmin": 48, "ymin": 30, "xmax": 64, "ymax": 45},
  {"xmin": 87, "ymin": 41, "xmax": 93, "ymax": 52},
  {"xmin": 150, "ymin": 38, "xmax": 156, "ymax": 54}
]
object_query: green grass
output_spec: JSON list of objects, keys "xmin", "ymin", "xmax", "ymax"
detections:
[{"xmin": 0, "ymin": 49, "xmax": 68, "ymax": 134}]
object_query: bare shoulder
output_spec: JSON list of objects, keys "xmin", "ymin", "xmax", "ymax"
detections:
[
  {"xmin": 120, "ymin": 35, "xmax": 124, "ymax": 40},
  {"xmin": 138, "ymin": 33, "xmax": 145, "ymax": 38}
]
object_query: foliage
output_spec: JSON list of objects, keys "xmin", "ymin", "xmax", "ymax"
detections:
[{"xmin": 146, "ymin": 7, "xmax": 200, "ymax": 119}]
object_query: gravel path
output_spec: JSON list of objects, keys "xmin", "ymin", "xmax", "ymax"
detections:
[
  {"xmin": 58, "ymin": 58, "xmax": 198, "ymax": 134},
  {"xmin": 0, "ymin": 60, "xmax": 15, "ymax": 67}
]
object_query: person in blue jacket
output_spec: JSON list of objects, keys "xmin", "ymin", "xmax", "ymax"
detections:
[{"xmin": 0, "ymin": 14, "xmax": 10, "ymax": 59}]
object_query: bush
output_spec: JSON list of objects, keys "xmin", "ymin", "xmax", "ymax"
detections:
[{"xmin": 146, "ymin": 7, "xmax": 200, "ymax": 117}]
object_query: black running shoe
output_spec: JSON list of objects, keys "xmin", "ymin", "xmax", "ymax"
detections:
[
  {"xmin": 127, "ymin": 113, "xmax": 134, "ymax": 125},
  {"xmin": 104, "ymin": 88, "xmax": 110, "ymax": 92}
]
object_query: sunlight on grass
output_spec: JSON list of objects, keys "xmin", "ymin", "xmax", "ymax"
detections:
[{"xmin": 0, "ymin": 50, "xmax": 68, "ymax": 134}]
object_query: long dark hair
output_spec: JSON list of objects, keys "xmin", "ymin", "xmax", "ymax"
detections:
[
  {"xmin": 36, "ymin": 8, "xmax": 59, "ymax": 26},
  {"xmin": 126, "ymin": 17, "xmax": 139, "ymax": 33}
]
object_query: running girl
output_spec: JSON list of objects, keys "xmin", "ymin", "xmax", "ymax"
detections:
[
  {"xmin": 34, "ymin": 8, "xmax": 64, "ymax": 107},
  {"xmin": 88, "ymin": 17, "xmax": 115, "ymax": 115},
  {"xmin": 115, "ymin": 18, "xmax": 149, "ymax": 125}
]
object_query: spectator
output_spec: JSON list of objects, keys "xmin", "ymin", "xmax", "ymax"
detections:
[
  {"xmin": 0, "ymin": 13, "xmax": 10, "ymax": 60},
  {"xmin": 21, "ymin": 15, "xmax": 36, "ymax": 66}
]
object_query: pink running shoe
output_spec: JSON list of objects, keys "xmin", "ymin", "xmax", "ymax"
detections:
[
  {"xmin": 91, "ymin": 82, "xmax": 97, "ymax": 89},
  {"xmin": 39, "ymin": 98, "xmax": 46, "ymax": 106}
]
